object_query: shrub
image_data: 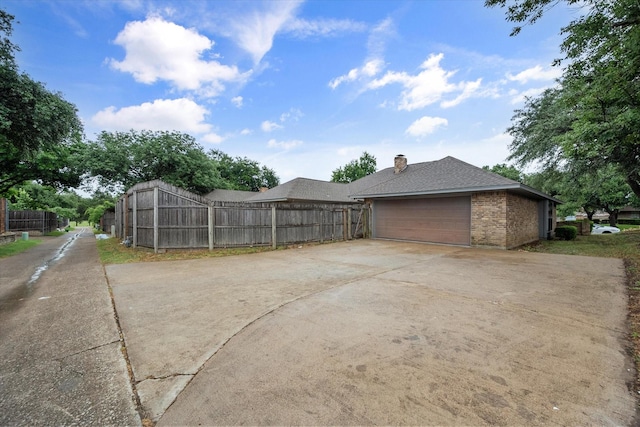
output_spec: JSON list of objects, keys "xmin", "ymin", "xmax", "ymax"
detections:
[{"xmin": 556, "ymin": 225, "xmax": 578, "ymax": 241}]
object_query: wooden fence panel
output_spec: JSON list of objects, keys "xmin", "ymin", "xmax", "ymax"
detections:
[
  {"xmin": 8, "ymin": 210, "xmax": 58, "ymax": 234},
  {"xmin": 108, "ymin": 181, "xmax": 368, "ymax": 251}
]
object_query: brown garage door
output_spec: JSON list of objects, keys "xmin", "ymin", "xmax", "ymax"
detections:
[{"xmin": 373, "ymin": 197, "xmax": 471, "ymax": 245}]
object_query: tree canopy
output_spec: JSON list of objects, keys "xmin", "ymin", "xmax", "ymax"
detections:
[
  {"xmin": 0, "ymin": 9, "xmax": 85, "ymax": 196},
  {"xmin": 208, "ymin": 149, "xmax": 279, "ymax": 191},
  {"xmin": 486, "ymin": 0, "xmax": 640, "ymax": 203},
  {"xmin": 83, "ymin": 130, "xmax": 227, "ymax": 195},
  {"xmin": 331, "ymin": 152, "xmax": 377, "ymax": 183}
]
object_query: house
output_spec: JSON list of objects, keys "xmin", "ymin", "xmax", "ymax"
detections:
[
  {"xmin": 253, "ymin": 154, "xmax": 559, "ymax": 249},
  {"xmin": 205, "ymin": 189, "xmax": 255, "ymax": 202},
  {"xmin": 350, "ymin": 155, "xmax": 559, "ymax": 249}
]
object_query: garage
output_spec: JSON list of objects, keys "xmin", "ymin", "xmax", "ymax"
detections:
[{"xmin": 373, "ymin": 196, "xmax": 471, "ymax": 245}]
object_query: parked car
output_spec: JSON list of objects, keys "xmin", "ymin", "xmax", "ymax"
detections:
[{"xmin": 591, "ymin": 224, "xmax": 621, "ymax": 234}]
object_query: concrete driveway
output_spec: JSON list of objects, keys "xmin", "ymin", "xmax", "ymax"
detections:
[{"xmin": 106, "ymin": 240, "xmax": 637, "ymax": 425}]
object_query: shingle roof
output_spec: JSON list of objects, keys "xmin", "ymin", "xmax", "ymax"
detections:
[
  {"xmin": 205, "ymin": 189, "xmax": 255, "ymax": 202},
  {"xmin": 350, "ymin": 156, "xmax": 560, "ymax": 202},
  {"xmin": 246, "ymin": 178, "xmax": 355, "ymax": 203},
  {"xmin": 247, "ymin": 156, "xmax": 561, "ymax": 204}
]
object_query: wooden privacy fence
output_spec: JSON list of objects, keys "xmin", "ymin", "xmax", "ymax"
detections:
[
  {"xmin": 9, "ymin": 210, "xmax": 58, "ymax": 234},
  {"xmin": 111, "ymin": 181, "xmax": 367, "ymax": 253}
]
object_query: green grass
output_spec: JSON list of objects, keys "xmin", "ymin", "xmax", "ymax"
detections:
[
  {"xmin": 0, "ymin": 239, "xmax": 41, "ymax": 259},
  {"xmin": 96, "ymin": 236, "xmax": 277, "ymax": 265},
  {"xmin": 46, "ymin": 230, "xmax": 67, "ymax": 237}
]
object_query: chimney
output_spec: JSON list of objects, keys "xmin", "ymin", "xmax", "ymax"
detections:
[{"xmin": 394, "ymin": 154, "xmax": 407, "ymax": 174}]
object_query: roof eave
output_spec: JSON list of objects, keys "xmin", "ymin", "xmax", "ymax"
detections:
[{"xmin": 351, "ymin": 183, "xmax": 563, "ymax": 203}]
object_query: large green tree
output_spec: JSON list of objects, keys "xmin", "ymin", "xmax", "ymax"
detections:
[
  {"xmin": 84, "ymin": 130, "xmax": 227, "ymax": 195},
  {"xmin": 208, "ymin": 150, "xmax": 279, "ymax": 191},
  {"xmin": 331, "ymin": 152, "xmax": 377, "ymax": 183},
  {"xmin": 0, "ymin": 9, "xmax": 85, "ymax": 195},
  {"xmin": 486, "ymin": 0, "xmax": 640, "ymax": 198}
]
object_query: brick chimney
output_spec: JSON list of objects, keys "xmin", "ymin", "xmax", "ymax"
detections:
[{"xmin": 394, "ymin": 154, "xmax": 407, "ymax": 174}]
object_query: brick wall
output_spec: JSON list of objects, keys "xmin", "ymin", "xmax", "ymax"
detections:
[
  {"xmin": 505, "ymin": 193, "xmax": 539, "ymax": 248},
  {"xmin": 471, "ymin": 191, "xmax": 540, "ymax": 249},
  {"xmin": 471, "ymin": 191, "xmax": 507, "ymax": 248}
]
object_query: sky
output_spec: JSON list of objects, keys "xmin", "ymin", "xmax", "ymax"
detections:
[{"xmin": 4, "ymin": 0, "xmax": 581, "ymax": 185}]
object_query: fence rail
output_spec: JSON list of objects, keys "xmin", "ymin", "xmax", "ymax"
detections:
[{"xmin": 109, "ymin": 181, "xmax": 367, "ymax": 252}]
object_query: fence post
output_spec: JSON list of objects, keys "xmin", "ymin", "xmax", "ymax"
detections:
[
  {"xmin": 347, "ymin": 207, "xmax": 352, "ymax": 240},
  {"xmin": 208, "ymin": 205, "xmax": 214, "ymax": 250},
  {"xmin": 132, "ymin": 191, "xmax": 137, "ymax": 248},
  {"xmin": 271, "ymin": 206, "xmax": 277, "ymax": 249},
  {"xmin": 319, "ymin": 210, "xmax": 323, "ymax": 243},
  {"xmin": 153, "ymin": 187, "xmax": 159, "ymax": 253}
]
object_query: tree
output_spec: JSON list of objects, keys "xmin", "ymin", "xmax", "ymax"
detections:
[
  {"xmin": 331, "ymin": 152, "xmax": 377, "ymax": 183},
  {"xmin": 84, "ymin": 130, "xmax": 226, "ymax": 195},
  {"xmin": 208, "ymin": 149, "xmax": 280, "ymax": 191},
  {"xmin": 486, "ymin": 0, "xmax": 640, "ymax": 198},
  {"xmin": 482, "ymin": 163, "xmax": 525, "ymax": 182},
  {"xmin": 0, "ymin": 9, "xmax": 85, "ymax": 195}
]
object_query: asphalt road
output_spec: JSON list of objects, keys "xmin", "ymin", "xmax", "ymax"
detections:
[{"xmin": 0, "ymin": 229, "xmax": 139, "ymax": 426}]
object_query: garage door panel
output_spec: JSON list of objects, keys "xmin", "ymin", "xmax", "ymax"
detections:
[{"xmin": 374, "ymin": 197, "xmax": 470, "ymax": 245}]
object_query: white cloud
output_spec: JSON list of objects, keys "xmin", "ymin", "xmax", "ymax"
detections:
[
  {"xmin": 261, "ymin": 120, "xmax": 284, "ymax": 132},
  {"xmin": 240, "ymin": 128, "xmax": 252, "ymax": 135},
  {"xmin": 368, "ymin": 53, "xmax": 486, "ymax": 111},
  {"xmin": 405, "ymin": 116, "xmax": 448, "ymax": 137},
  {"xmin": 280, "ymin": 108, "xmax": 303, "ymax": 122},
  {"xmin": 231, "ymin": 96, "xmax": 243, "ymax": 108},
  {"xmin": 267, "ymin": 138, "xmax": 303, "ymax": 150},
  {"xmin": 227, "ymin": 1, "xmax": 302, "ymax": 64},
  {"xmin": 328, "ymin": 18, "xmax": 393, "ymax": 90},
  {"xmin": 283, "ymin": 17, "xmax": 367, "ymax": 38},
  {"xmin": 507, "ymin": 65, "xmax": 561, "ymax": 84},
  {"xmin": 109, "ymin": 16, "xmax": 248, "ymax": 97},
  {"xmin": 329, "ymin": 59, "xmax": 384, "ymax": 89},
  {"xmin": 201, "ymin": 133, "xmax": 224, "ymax": 144},
  {"xmin": 91, "ymin": 98, "xmax": 212, "ymax": 133}
]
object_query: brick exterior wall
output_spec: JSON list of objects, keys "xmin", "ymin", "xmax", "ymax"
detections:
[
  {"xmin": 471, "ymin": 191, "xmax": 507, "ymax": 248},
  {"xmin": 471, "ymin": 191, "xmax": 540, "ymax": 249},
  {"xmin": 505, "ymin": 193, "xmax": 539, "ymax": 248}
]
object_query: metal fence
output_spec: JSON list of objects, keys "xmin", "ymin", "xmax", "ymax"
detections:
[
  {"xmin": 110, "ymin": 180, "xmax": 368, "ymax": 252},
  {"xmin": 9, "ymin": 210, "xmax": 59, "ymax": 234}
]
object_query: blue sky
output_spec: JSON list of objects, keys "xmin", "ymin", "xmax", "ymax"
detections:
[{"xmin": 5, "ymin": 0, "xmax": 578, "ymax": 184}]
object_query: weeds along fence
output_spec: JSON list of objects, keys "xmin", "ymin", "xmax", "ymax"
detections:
[
  {"xmin": 8, "ymin": 210, "xmax": 59, "ymax": 234},
  {"xmin": 110, "ymin": 180, "xmax": 368, "ymax": 253}
]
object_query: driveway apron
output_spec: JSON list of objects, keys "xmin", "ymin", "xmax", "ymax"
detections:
[{"xmin": 106, "ymin": 240, "xmax": 637, "ymax": 425}]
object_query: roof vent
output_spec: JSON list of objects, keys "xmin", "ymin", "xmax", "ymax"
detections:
[{"xmin": 394, "ymin": 154, "xmax": 407, "ymax": 174}]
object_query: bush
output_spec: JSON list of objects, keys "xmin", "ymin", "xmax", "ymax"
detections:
[{"xmin": 556, "ymin": 225, "xmax": 578, "ymax": 241}]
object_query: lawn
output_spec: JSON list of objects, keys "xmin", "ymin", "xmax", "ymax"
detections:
[
  {"xmin": 522, "ymin": 229, "xmax": 640, "ymax": 395},
  {"xmin": 0, "ymin": 239, "xmax": 41, "ymax": 259}
]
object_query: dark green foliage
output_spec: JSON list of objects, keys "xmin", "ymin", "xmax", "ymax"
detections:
[
  {"xmin": 331, "ymin": 152, "xmax": 377, "ymax": 183},
  {"xmin": 482, "ymin": 164, "xmax": 524, "ymax": 182},
  {"xmin": 208, "ymin": 149, "xmax": 279, "ymax": 191},
  {"xmin": 556, "ymin": 225, "xmax": 578, "ymax": 240},
  {"xmin": 487, "ymin": 0, "xmax": 640, "ymax": 200},
  {"xmin": 84, "ymin": 130, "xmax": 227, "ymax": 195},
  {"xmin": 0, "ymin": 9, "xmax": 85, "ymax": 195}
]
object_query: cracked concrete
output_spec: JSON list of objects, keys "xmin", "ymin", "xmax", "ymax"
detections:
[
  {"xmin": 107, "ymin": 240, "xmax": 637, "ymax": 425},
  {"xmin": 0, "ymin": 229, "xmax": 140, "ymax": 425}
]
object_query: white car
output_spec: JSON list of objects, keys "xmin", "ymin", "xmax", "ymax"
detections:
[{"xmin": 591, "ymin": 224, "xmax": 621, "ymax": 234}]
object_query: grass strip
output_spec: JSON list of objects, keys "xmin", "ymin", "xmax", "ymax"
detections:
[
  {"xmin": 96, "ymin": 236, "xmax": 276, "ymax": 265},
  {"xmin": 0, "ymin": 239, "xmax": 41, "ymax": 259}
]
